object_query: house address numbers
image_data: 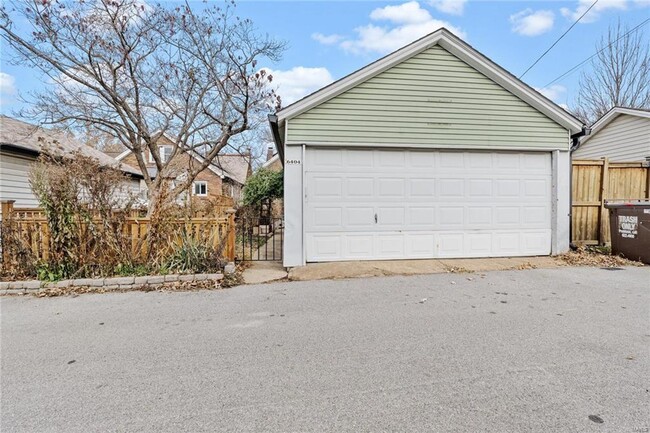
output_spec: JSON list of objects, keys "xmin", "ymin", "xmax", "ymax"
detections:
[{"xmin": 286, "ymin": 159, "xmax": 301, "ymax": 165}]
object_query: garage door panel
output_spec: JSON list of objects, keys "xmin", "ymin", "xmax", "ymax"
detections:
[
  {"xmin": 312, "ymin": 177, "xmax": 342, "ymax": 198},
  {"xmin": 346, "ymin": 207, "xmax": 375, "ymax": 227},
  {"xmin": 439, "ymin": 152, "xmax": 465, "ymax": 169},
  {"xmin": 376, "ymin": 207, "xmax": 404, "ymax": 226},
  {"xmin": 409, "ymin": 151, "xmax": 436, "ymax": 167},
  {"xmin": 495, "ymin": 207, "xmax": 520, "ymax": 225},
  {"xmin": 345, "ymin": 235, "xmax": 374, "ymax": 259},
  {"xmin": 410, "ymin": 178, "xmax": 436, "ymax": 196},
  {"xmin": 305, "ymin": 149, "xmax": 552, "ymax": 262},
  {"xmin": 378, "ymin": 178, "xmax": 405, "ymax": 197},
  {"xmin": 466, "ymin": 233, "xmax": 493, "ymax": 255},
  {"xmin": 347, "ymin": 177, "xmax": 374, "ymax": 197},
  {"xmin": 407, "ymin": 234, "xmax": 436, "ymax": 257},
  {"xmin": 439, "ymin": 179, "xmax": 464, "ymax": 196},
  {"xmin": 307, "ymin": 235, "xmax": 342, "ymax": 260},
  {"xmin": 408, "ymin": 206, "xmax": 436, "ymax": 226},
  {"xmin": 376, "ymin": 234, "xmax": 405, "ymax": 257},
  {"xmin": 467, "ymin": 206, "xmax": 492, "ymax": 226},
  {"xmin": 312, "ymin": 207, "xmax": 342, "ymax": 229},
  {"xmin": 439, "ymin": 207, "xmax": 464, "ymax": 227}
]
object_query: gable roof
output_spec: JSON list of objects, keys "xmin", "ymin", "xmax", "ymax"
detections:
[
  {"xmin": 213, "ymin": 154, "xmax": 251, "ymax": 185},
  {"xmin": 115, "ymin": 144, "xmax": 250, "ymax": 186},
  {"xmin": 579, "ymin": 107, "xmax": 650, "ymax": 146},
  {"xmin": 0, "ymin": 116, "xmax": 143, "ymax": 178},
  {"xmin": 275, "ymin": 28, "xmax": 583, "ymax": 135}
]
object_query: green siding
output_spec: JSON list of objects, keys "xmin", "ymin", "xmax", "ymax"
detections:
[{"xmin": 287, "ymin": 45, "xmax": 569, "ymax": 150}]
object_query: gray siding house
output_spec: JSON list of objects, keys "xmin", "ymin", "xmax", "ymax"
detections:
[
  {"xmin": 573, "ymin": 107, "xmax": 650, "ymax": 162},
  {"xmin": 0, "ymin": 116, "xmax": 143, "ymax": 213},
  {"xmin": 270, "ymin": 28, "xmax": 584, "ymax": 267}
]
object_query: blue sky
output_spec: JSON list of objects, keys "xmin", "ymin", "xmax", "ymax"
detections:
[{"xmin": 1, "ymin": 0, "xmax": 649, "ymax": 116}]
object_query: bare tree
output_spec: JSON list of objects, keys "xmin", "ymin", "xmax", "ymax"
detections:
[
  {"xmin": 0, "ymin": 0, "xmax": 284, "ymax": 214},
  {"xmin": 573, "ymin": 21, "xmax": 650, "ymax": 124}
]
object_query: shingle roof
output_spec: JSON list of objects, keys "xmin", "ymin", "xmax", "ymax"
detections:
[
  {"xmin": 0, "ymin": 116, "xmax": 143, "ymax": 177},
  {"xmin": 212, "ymin": 153, "xmax": 251, "ymax": 185}
]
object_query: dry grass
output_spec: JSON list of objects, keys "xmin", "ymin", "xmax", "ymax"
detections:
[{"xmin": 556, "ymin": 246, "xmax": 644, "ymax": 268}]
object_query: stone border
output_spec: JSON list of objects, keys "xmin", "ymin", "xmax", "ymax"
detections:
[{"xmin": 0, "ymin": 273, "xmax": 223, "ymax": 295}]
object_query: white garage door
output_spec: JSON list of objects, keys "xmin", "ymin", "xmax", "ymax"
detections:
[{"xmin": 305, "ymin": 148, "xmax": 552, "ymax": 262}]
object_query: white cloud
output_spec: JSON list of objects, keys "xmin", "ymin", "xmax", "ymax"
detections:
[
  {"xmin": 560, "ymin": 0, "xmax": 627, "ymax": 23},
  {"xmin": 337, "ymin": 1, "xmax": 466, "ymax": 55},
  {"xmin": 311, "ymin": 33, "xmax": 344, "ymax": 45},
  {"xmin": 0, "ymin": 72, "xmax": 16, "ymax": 95},
  {"xmin": 510, "ymin": 9, "xmax": 555, "ymax": 36},
  {"xmin": 370, "ymin": 1, "xmax": 432, "ymax": 23},
  {"xmin": 264, "ymin": 67, "xmax": 334, "ymax": 106},
  {"xmin": 535, "ymin": 84, "xmax": 567, "ymax": 103},
  {"xmin": 428, "ymin": 0, "xmax": 467, "ymax": 15}
]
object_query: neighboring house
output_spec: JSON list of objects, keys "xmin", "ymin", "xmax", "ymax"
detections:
[
  {"xmin": 270, "ymin": 28, "xmax": 584, "ymax": 267},
  {"xmin": 0, "ymin": 115, "xmax": 143, "ymax": 212},
  {"xmin": 573, "ymin": 107, "xmax": 650, "ymax": 162},
  {"xmin": 262, "ymin": 146, "xmax": 282, "ymax": 172},
  {"xmin": 115, "ymin": 135, "xmax": 252, "ymax": 202}
]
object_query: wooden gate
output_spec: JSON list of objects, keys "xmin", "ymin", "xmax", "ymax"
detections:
[{"xmin": 572, "ymin": 159, "xmax": 650, "ymax": 245}]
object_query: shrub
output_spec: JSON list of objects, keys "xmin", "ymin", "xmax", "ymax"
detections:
[
  {"xmin": 28, "ymin": 150, "xmax": 136, "ymax": 279},
  {"xmin": 165, "ymin": 230, "xmax": 224, "ymax": 274},
  {"xmin": 242, "ymin": 169, "xmax": 283, "ymax": 206}
]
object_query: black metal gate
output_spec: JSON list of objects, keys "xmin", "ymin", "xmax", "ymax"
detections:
[{"xmin": 236, "ymin": 217, "xmax": 283, "ymax": 261}]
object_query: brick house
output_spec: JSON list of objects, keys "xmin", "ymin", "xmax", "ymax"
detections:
[{"xmin": 115, "ymin": 135, "xmax": 251, "ymax": 203}]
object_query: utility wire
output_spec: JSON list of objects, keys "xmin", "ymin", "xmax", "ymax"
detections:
[
  {"xmin": 519, "ymin": 0, "xmax": 599, "ymax": 79},
  {"xmin": 543, "ymin": 17, "xmax": 650, "ymax": 87}
]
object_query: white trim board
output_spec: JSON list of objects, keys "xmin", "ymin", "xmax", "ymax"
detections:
[
  {"xmin": 284, "ymin": 142, "xmax": 570, "ymax": 152},
  {"xmin": 276, "ymin": 28, "xmax": 583, "ymax": 134}
]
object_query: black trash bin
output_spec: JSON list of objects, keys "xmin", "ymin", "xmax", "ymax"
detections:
[{"xmin": 605, "ymin": 200, "xmax": 650, "ymax": 264}]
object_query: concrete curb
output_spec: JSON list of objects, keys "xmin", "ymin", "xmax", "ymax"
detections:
[{"xmin": 1, "ymin": 273, "xmax": 224, "ymax": 296}]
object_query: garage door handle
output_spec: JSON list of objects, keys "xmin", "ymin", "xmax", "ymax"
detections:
[{"xmin": 374, "ymin": 213, "xmax": 378, "ymax": 223}]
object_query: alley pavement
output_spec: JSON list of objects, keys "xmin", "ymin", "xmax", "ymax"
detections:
[{"xmin": 1, "ymin": 266, "xmax": 648, "ymax": 432}]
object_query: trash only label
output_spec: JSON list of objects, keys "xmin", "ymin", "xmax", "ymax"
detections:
[{"xmin": 618, "ymin": 215, "xmax": 638, "ymax": 239}]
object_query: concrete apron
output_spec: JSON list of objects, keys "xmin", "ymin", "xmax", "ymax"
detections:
[
  {"xmin": 288, "ymin": 256, "xmax": 561, "ymax": 281},
  {"xmin": 242, "ymin": 261, "xmax": 288, "ymax": 285}
]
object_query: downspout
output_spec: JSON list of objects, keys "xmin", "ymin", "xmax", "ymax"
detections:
[
  {"xmin": 268, "ymin": 114, "xmax": 284, "ymax": 166},
  {"xmin": 569, "ymin": 126, "xmax": 591, "ymax": 248}
]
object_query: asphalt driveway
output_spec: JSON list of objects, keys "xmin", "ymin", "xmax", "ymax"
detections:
[{"xmin": 1, "ymin": 266, "xmax": 648, "ymax": 432}]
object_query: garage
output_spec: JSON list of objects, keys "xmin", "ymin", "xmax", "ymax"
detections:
[
  {"xmin": 269, "ymin": 28, "xmax": 584, "ymax": 267},
  {"xmin": 305, "ymin": 148, "xmax": 552, "ymax": 261}
]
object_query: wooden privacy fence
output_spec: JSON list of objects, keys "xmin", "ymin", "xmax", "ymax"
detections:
[
  {"xmin": 572, "ymin": 159, "xmax": 650, "ymax": 245},
  {"xmin": 1, "ymin": 201, "xmax": 236, "ymax": 265}
]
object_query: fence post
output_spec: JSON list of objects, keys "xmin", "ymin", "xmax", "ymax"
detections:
[
  {"xmin": 225, "ymin": 208, "xmax": 236, "ymax": 263},
  {"xmin": 598, "ymin": 158, "xmax": 610, "ymax": 245},
  {"xmin": 1, "ymin": 200, "xmax": 16, "ymax": 265},
  {"xmin": 1, "ymin": 200, "xmax": 15, "ymax": 218}
]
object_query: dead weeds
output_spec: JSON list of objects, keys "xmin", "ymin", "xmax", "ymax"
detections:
[{"xmin": 556, "ymin": 246, "xmax": 644, "ymax": 268}]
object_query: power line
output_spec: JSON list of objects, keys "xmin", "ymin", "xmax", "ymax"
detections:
[
  {"xmin": 543, "ymin": 17, "xmax": 650, "ymax": 87},
  {"xmin": 519, "ymin": 0, "xmax": 599, "ymax": 79}
]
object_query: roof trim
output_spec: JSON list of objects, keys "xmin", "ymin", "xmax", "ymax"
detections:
[
  {"xmin": 579, "ymin": 107, "xmax": 650, "ymax": 146},
  {"xmin": 276, "ymin": 28, "xmax": 583, "ymax": 133},
  {"xmin": 261, "ymin": 153, "xmax": 279, "ymax": 168},
  {"xmin": 0, "ymin": 142, "xmax": 40, "ymax": 157},
  {"xmin": 115, "ymin": 149, "xmax": 131, "ymax": 161}
]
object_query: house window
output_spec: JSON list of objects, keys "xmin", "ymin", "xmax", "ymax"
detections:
[
  {"xmin": 193, "ymin": 181, "xmax": 208, "ymax": 196},
  {"xmin": 149, "ymin": 146, "xmax": 172, "ymax": 163}
]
